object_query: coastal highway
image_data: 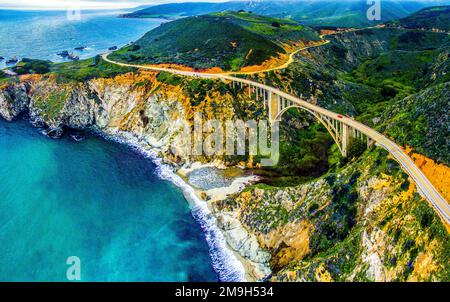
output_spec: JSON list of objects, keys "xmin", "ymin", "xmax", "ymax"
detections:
[{"xmin": 102, "ymin": 53, "xmax": 450, "ymax": 226}]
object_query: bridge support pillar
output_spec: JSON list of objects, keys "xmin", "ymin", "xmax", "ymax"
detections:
[
  {"xmin": 342, "ymin": 124, "xmax": 352, "ymax": 158},
  {"xmin": 268, "ymin": 91, "xmax": 272, "ymax": 121},
  {"xmin": 269, "ymin": 92, "xmax": 278, "ymax": 123},
  {"xmin": 263, "ymin": 89, "xmax": 267, "ymax": 110},
  {"xmin": 367, "ymin": 137, "xmax": 374, "ymax": 148}
]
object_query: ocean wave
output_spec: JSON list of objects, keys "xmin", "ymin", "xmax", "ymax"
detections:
[{"xmin": 96, "ymin": 130, "xmax": 247, "ymax": 282}]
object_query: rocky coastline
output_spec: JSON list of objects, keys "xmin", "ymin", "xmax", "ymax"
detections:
[{"xmin": 97, "ymin": 128, "xmax": 273, "ymax": 281}]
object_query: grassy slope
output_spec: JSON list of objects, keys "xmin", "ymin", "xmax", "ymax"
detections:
[
  {"xmin": 49, "ymin": 56, "xmax": 135, "ymax": 82},
  {"xmin": 388, "ymin": 5, "xmax": 450, "ymax": 31},
  {"xmin": 5, "ymin": 56, "xmax": 135, "ymax": 83},
  {"xmin": 380, "ymin": 82, "xmax": 450, "ymax": 165},
  {"xmin": 110, "ymin": 12, "xmax": 320, "ymax": 71}
]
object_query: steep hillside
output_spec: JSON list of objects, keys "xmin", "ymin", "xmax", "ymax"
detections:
[
  {"xmin": 272, "ymin": 0, "xmax": 432, "ymax": 28},
  {"xmin": 388, "ymin": 5, "xmax": 450, "ymax": 31},
  {"xmin": 304, "ymin": 28, "xmax": 449, "ymax": 72},
  {"xmin": 380, "ymin": 82, "xmax": 450, "ymax": 166},
  {"xmin": 110, "ymin": 12, "xmax": 320, "ymax": 71},
  {"xmin": 122, "ymin": 0, "xmax": 436, "ymax": 27},
  {"xmin": 347, "ymin": 47, "xmax": 450, "ymax": 90}
]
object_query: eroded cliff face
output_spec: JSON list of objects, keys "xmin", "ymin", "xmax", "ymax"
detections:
[
  {"xmin": 0, "ymin": 72, "xmax": 253, "ymax": 162},
  {"xmin": 0, "ymin": 80, "xmax": 30, "ymax": 121}
]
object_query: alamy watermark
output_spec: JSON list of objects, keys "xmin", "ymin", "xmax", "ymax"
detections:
[
  {"xmin": 171, "ymin": 113, "xmax": 280, "ymax": 167},
  {"xmin": 66, "ymin": 256, "xmax": 81, "ymax": 281},
  {"xmin": 67, "ymin": 0, "xmax": 81, "ymax": 20},
  {"xmin": 367, "ymin": 0, "xmax": 381, "ymax": 21}
]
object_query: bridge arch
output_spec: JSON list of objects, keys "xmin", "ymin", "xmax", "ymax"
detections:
[{"xmin": 274, "ymin": 105, "xmax": 344, "ymax": 155}]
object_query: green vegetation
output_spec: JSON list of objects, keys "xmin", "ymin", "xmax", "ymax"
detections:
[
  {"xmin": 1, "ymin": 56, "xmax": 135, "ymax": 83},
  {"xmin": 311, "ymin": 172, "xmax": 360, "ymax": 254},
  {"xmin": 12, "ymin": 58, "xmax": 52, "ymax": 75},
  {"xmin": 156, "ymin": 71, "xmax": 183, "ymax": 86},
  {"xmin": 235, "ymin": 147, "xmax": 450, "ymax": 281},
  {"xmin": 388, "ymin": 5, "xmax": 450, "ymax": 31},
  {"xmin": 273, "ymin": 116, "xmax": 334, "ymax": 177},
  {"xmin": 33, "ymin": 90, "xmax": 70, "ymax": 120},
  {"xmin": 245, "ymin": 107, "xmax": 338, "ymax": 187},
  {"xmin": 110, "ymin": 11, "xmax": 319, "ymax": 71},
  {"xmin": 346, "ymin": 49, "xmax": 448, "ymax": 91},
  {"xmin": 347, "ymin": 138, "xmax": 367, "ymax": 159},
  {"xmin": 333, "ymin": 29, "xmax": 449, "ymax": 164},
  {"xmin": 184, "ymin": 77, "xmax": 229, "ymax": 106},
  {"xmin": 342, "ymin": 43, "xmax": 449, "ymax": 124},
  {"xmin": 393, "ymin": 30, "xmax": 450, "ymax": 50},
  {"xmin": 50, "ymin": 56, "xmax": 135, "ymax": 82},
  {"xmin": 380, "ymin": 82, "xmax": 450, "ymax": 165}
]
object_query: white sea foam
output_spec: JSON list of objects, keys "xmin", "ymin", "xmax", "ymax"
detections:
[{"xmin": 96, "ymin": 130, "xmax": 247, "ymax": 282}]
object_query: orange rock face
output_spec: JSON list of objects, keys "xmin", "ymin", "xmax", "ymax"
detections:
[
  {"xmin": 405, "ymin": 146, "xmax": 450, "ymax": 204},
  {"xmin": 319, "ymin": 29, "xmax": 338, "ymax": 37}
]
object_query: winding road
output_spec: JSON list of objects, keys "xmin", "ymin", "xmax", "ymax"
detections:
[{"xmin": 101, "ymin": 46, "xmax": 450, "ymax": 226}]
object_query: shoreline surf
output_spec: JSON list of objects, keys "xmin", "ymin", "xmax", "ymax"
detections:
[{"xmin": 94, "ymin": 129, "xmax": 249, "ymax": 282}]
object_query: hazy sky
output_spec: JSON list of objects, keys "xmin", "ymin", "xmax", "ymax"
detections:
[
  {"xmin": 0, "ymin": 0, "xmax": 231, "ymax": 10},
  {"xmin": 0, "ymin": 0, "xmax": 446, "ymax": 10}
]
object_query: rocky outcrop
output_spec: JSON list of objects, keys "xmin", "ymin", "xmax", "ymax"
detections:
[
  {"xmin": 216, "ymin": 212, "xmax": 271, "ymax": 279},
  {"xmin": 0, "ymin": 82, "xmax": 29, "ymax": 121}
]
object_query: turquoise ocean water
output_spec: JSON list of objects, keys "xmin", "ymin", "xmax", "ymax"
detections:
[
  {"xmin": 0, "ymin": 9, "xmax": 162, "ymax": 69},
  {"xmin": 0, "ymin": 118, "xmax": 221, "ymax": 281}
]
